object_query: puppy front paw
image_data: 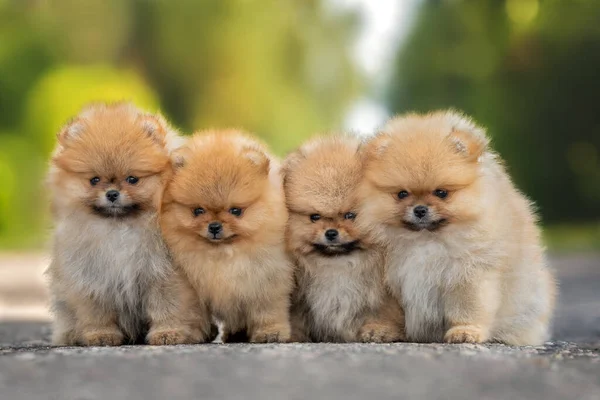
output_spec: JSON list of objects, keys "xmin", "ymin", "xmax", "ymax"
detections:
[
  {"xmin": 81, "ymin": 329, "xmax": 124, "ymax": 346},
  {"xmin": 444, "ymin": 325, "xmax": 488, "ymax": 344},
  {"xmin": 147, "ymin": 329, "xmax": 194, "ymax": 345},
  {"xmin": 250, "ymin": 325, "xmax": 291, "ymax": 343},
  {"xmin": 359, "ymin": 323, "xmax": 405, "ymax": 343}
]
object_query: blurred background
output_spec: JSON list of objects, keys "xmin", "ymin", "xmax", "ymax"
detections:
[{"xmin": 0, "ymin": 0, "xmax": 598, "ymax": 323}]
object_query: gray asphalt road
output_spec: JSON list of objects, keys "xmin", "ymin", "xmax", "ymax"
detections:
[{"xmin": 0, "ymin": 253, "xmax": 598, "ymax": 400}]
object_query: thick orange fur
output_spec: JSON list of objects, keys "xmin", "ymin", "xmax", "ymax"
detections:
[
  {"xmin": 160, "ymin": 131, "xmax": 293, "ymax": 343},
  {"xmin": 359, "ymin": 110, "xmax": 556, "ymax": 345},
  {"xmin": 46, "ymin": 103, "xmax": 210, "ymax": 346},
  {"xmin": 284, "ymin": 135, "xmax": 405, "ymax": 343}
]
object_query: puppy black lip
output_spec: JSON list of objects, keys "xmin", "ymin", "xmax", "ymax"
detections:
[
  {"xmin": 92, "ymin": 204, "xmax": 141, "ymax": 218},
  {"xmin": 204, "ymin": 234, "xmax": 238, "ymax": 244},
  {"xmin": 312, "ymin": 240, "xmax": 361, "ymax": 256},
  {"xmin": 402, "ymin": 218, "xmax": 448, "ymax": 232}
]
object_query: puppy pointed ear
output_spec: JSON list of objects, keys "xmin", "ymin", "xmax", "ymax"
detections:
[
  {"xmin": 171, "ymin": 146, "xmax": 189, "ymax": 171},
  {"xmin": 365, "ymin": 133, "xmax": 392, "ymax": 159},
  {"xmin": 139, "ymin": 114, "xmax": 168, "ymax": 146},
  {"xmin": 445, "ymin": 112, "xmax": 489, "ymax": 161},
  {"xmin": 242, "ymin": 146, "xmax": 270, "ymax": 174},
  {"xmin": 57, "ymin": 118, "xmax": 86, "ymax": 145},
  {"xmin": 281, "ymin": 150, "xmax": 305, "ymax": 178}
]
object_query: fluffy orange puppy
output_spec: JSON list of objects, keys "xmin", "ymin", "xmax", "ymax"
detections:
[
  {"xmin": 47, "ymin": 103, "xmax": 211, "ymax": 346},
  {"xmin": 284, "ymin": 135, "xmax": 405, "ymax": 342},
  {"xmin": 360, "ymin": 110, "xmax": 556, "ymax": 345},
  {"xmin": 161, "ymin": 131, "xmax": 293, "ymax": 343}
]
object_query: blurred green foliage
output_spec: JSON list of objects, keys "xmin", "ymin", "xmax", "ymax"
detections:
[
  {"xmin": 0, "ymin": 0, "xmax": 359, "ymax": 248},
  {"xmin": 1, "ymin": 0, "xmax": 598, "ymax": 250},
  {"xmin": 543, "ymin": 223, "xmax": 600, "ymax": 253},
  {"xmin": 387, "ymin": 0, "xmax": 600, "ymax": 225}
]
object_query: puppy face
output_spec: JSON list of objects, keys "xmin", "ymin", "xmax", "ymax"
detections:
[
  {"xmin": 284, "ymin": 136, "xmax": 370, "ymax": 257},
  {"xmin": 362, "ymin": 111, "xmax": 489, "ymax": 233},
  {"xmin": 50, "ymin": 103, "xmax": 171, "ymax": 218},
  {"xmin": 163, "ymin": 132, "xmax": 274, "ymax": 245}
]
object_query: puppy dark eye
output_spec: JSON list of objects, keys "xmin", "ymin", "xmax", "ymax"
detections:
[
  {"xmin": 90, "ymin": 177, "xmax": 100, "ymax": 186},
  {"xmin": 398, "ymin": 190, "xmax": 409, "ymax": 199},
  {"xmin": 344, "ymin": 212, "xmax": 356, "ymax": 220},
  {"xmin": 229, "ymin": 208, "xmax": 243, "ymax": 217},
  {"xmin": 434, "ymin": 189, "xmax": 448, "ymax": 199},
  {"xmin": 310, "ymin": 214, "xmax": 321, "ymax": 222},
  {"xmin": 193, "ymin": 207, "xmax": 205, "ymax": 216},
  {"xmin": 126, "ymin": 176, "xmax": 139, "ymax": 184}
]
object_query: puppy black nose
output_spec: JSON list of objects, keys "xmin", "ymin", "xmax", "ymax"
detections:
[
  {"xmin": 105, "ymin": 190, "xmax": 120, "ymax": 202},
  {"xmin": 325, "ymin": 229, "xmax": 339, "ymax": 241},
  {"xmin": 413, "ymin": 205, "xmax": 428, "ymax": 218},
  {"xmin": 208, "ymin": 222, "xmax": 223, "ymax": 234}
]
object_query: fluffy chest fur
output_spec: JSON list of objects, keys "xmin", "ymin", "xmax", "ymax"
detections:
[
  {"xmin": 180, "ymin": 245, "xmax": 291, "ymax": 316},
  {"xmin": 386, "ymin": 229, "xmax": 493, "ymax": 342},
  {"xmin": 54, "ymin": 212, "xmax": 170, "ymax": 315},
  {"xmin": 299, "ymin": 251, "xmax": 384, "ymax": 341}
]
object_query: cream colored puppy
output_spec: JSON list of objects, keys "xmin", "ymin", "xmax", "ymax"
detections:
[
  {"xmin": 284, "ymin": 136, "xmax": 405, "ymax": 343},
  {"xmin": 360, "ymin": 110, "xmax": 556, "ymax": 345},
  {"xmin": 47, "ymin": 103, "xmax": 210, "ymax": 346}
]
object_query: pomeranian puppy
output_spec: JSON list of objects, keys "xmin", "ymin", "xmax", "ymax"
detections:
[
  {"xmin": 284, "ymin": 136, "xmax": 405, "ymax": 343},
  {"xmin": 359, "ymin": 110, "xmax": 556, "ymax": 346},
  {"xmin": 160, "ymin": 131, "xmax": 293, "ymax": 343},
  {"xmin": 47, "ymin": 103, "xmax": 212, "ymax": 346}
]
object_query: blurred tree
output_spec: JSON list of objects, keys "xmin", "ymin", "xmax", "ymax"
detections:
[
  {"xmin": 387, "ymin": 0, "xmax": 600, "ymax": 224},
  {"xmin": 35, "ymin": 0, "xmax": 132, "ymax": 64},
  {"xmin": 0, "ymin": 1, "xmax": 54, "ymax": 129},
  {"xmin": 0, "ymin": 133, "xmax": 43, "ymax": 248},
  {"xmin": 0, "ymin": 135, "xmax": 17, "ymax": 244},
  {"xmin": 130, "ymin": 0, "xmax": 359, "ymax": 153}
]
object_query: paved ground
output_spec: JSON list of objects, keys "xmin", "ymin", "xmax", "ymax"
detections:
[{"xmin": 0, "ymin": 253, "xmax": 598, "ymax": 400}]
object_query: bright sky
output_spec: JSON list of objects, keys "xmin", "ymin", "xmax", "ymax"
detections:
[{"xmin": 326, "ymin": 0, "xmax": 419, "ymax": 134}]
